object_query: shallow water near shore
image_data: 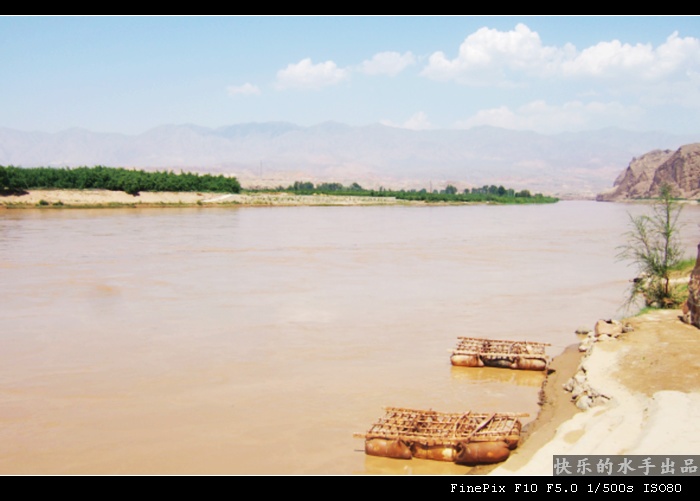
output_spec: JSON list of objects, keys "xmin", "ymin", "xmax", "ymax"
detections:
[{"xmin": 1, "ymin": 201, "xmax": 698, "ymax": 474}]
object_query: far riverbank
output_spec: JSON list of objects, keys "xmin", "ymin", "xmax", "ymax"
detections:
[
  {"xmin": 0, "ymin": 189, "xmax": 562, "ymax": 209},
  {"xmin": 0, "ymin": 189, "xmax": 410, "ymax": 208}
]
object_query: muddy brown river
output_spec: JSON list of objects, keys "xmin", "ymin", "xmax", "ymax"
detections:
[{"xmin": 1, "ymin": 201, "xmax": 698, "ymax": 474}]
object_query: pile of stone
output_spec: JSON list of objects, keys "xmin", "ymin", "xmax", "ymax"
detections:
[
  {"xmin": 576, "ymin": 319, "xmax": 632, "ymax": 353},
  {"xmin": 562, "ymin": 363, "xmax": 610, "ymax": 411},
  {"xmin": 563, "ymin": 320, "xmax": 633, "ymax": 411}
]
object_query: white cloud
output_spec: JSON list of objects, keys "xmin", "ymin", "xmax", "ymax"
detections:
[
  {"xmin": 275, "ymin": 58, "xmax": 349, "ymax": 90},
  {"xmin": 421, "ymin": 23, "xmax": 565, "ymax": 84},
  {"xmin": 226, "ymin": 83, "xmax": 261, "ymax": 96},
  {"xmin": 359, "ymin": 51, "xmax": 416, "ymax": 76},
  {"xmin": 421, "ymin": 24, "xmax": 700, "ymax": 85},
  {"xmin": 403, "ymin": 111, "xmax": 432, "ymax": 130},
  {"xmin": 381, "ymin": 111, "xmax": 433, "ymax": 130},
  {"xmin": 455, "ymin": 100, "xmax": 644, "ymax": 134},
  {"xmin": 561, "ymin": 32, "xmax": 700, "ymax": 80},
  {"xmin": 562, "ymin": 40, "xmax": 655, "ymax": 77},
  {"xmin": 652, "ymin": 32, "xmax": 700, "ymax": 78}
]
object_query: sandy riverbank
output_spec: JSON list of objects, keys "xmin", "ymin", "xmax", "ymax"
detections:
[
  {"xmin": 0, "ymin": 189, "xmax": 410, "ymax": 207},
  {"xmin": 479, "ymin": 308, "xmax": 700, "ymax": 476}
]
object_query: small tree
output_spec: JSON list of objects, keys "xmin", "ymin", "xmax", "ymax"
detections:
[{"xmin": 617, "ymin": 183, "xmax": 684, "ymax": 309}]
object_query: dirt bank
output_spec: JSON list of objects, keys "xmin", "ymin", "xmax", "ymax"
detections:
[{"xmin": 482, "ymin": 309, "xmax": 700, "ymax": 475}]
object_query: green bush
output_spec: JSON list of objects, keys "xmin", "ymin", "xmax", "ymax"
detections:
[{"xmin": 617, "ymin": 184, "xmax": 685, "ymax": 309}]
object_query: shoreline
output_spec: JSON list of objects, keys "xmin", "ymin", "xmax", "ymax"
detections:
[
  {"xmin": 467, "ymin": 343, "xmax": 585, "ymax": 475},
  {"xmin": 482, "ymin": 308, "xmax": 700, "ymax": 476}
]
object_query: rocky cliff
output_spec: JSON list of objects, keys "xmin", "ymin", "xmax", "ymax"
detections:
[
  {"xmin": 597, "ymin": 143, "xmax": 700, "ymax": 201},
  {"xmin": 685, "ymin": 243, "xmax": 700, "ymax": 329}
]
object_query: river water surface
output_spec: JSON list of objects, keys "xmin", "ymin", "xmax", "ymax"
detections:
[{"xmin": 1, "ymin": 201, "xmax": 698, "ymax": 474}]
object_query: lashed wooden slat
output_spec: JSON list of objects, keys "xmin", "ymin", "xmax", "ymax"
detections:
[{"xmin": 355, "ymin": 407, "xmax": 527, "ymax": 446}]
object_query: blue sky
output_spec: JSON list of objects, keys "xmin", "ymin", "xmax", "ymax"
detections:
[{"xmin": 2, "ymin": 16, "xmax": 700, "ymax": 136}]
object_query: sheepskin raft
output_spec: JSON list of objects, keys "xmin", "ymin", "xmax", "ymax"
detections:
[
  {"xmin": 450, "ymin": 336, "xmax": 551, "ymax": 371},
  {"xmin": 354, "ymin": 407, "xmax": 527, "ymax": 465}
]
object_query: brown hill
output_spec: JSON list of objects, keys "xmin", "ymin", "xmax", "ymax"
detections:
[{"xmin": 597, "ymin": 143, "xmax": 700, "ymax": 201}]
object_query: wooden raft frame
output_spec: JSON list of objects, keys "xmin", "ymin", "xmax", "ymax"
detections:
[
  {"xmin": 450, "ymin": 336, "xmax": 551, "ymax": 370},
  {"xmin": 355, "ymin": 406, "xmax": 527, "ymax": 446},
  {"xmin": 354, "ymin": 407, "xmax": 528, "ymax": 464}
]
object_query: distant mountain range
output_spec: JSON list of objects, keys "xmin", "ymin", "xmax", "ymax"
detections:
[{"xmin": 1, "ymin": 122, "xmax": 697, "ymax": 197}]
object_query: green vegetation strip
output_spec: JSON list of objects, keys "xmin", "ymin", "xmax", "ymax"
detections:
[
  {"xmin": 0, "ymin": 165, "xmax": 241, "ymax": 195},
  {"xmin": 249, "ymin": 181, "xmax": 558, "ymax": 204},
  {"xmin": 1, "ymin": 166, "xmax": 557, "ymax": 205}
]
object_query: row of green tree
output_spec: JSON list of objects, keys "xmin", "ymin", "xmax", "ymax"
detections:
[
  {"xmin": 276, "ymin": 181, "xmax": 557, "ymax": 204},
  {"xmin": 0, "ymin": 165, "xmax": 241, "ymax": 195}
]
